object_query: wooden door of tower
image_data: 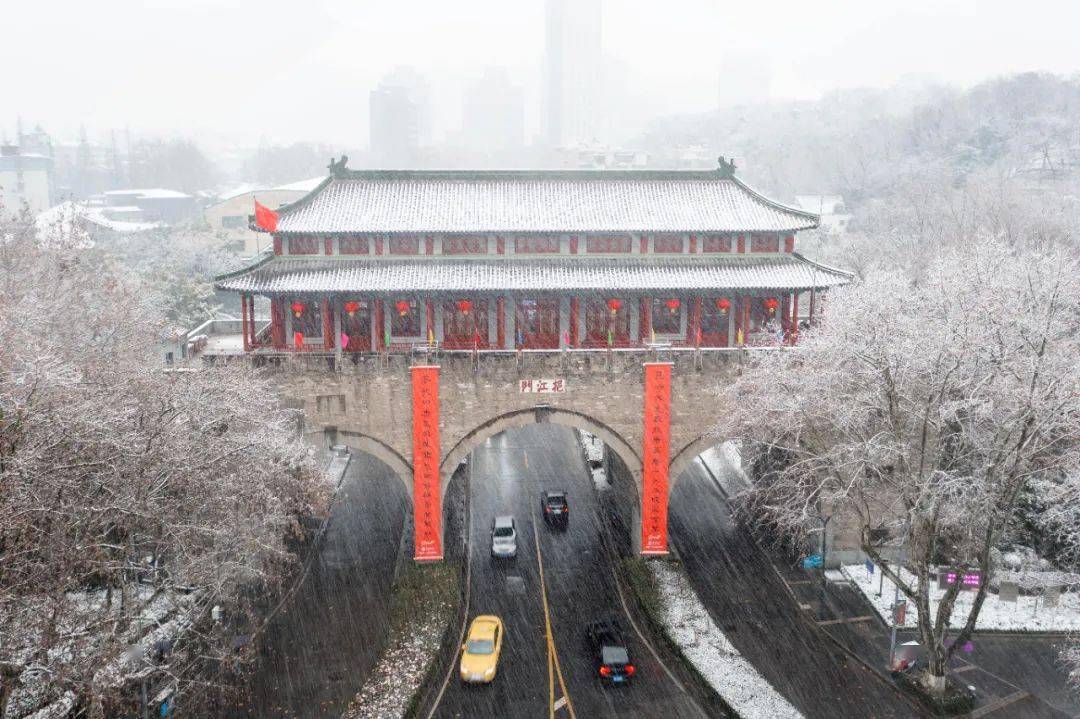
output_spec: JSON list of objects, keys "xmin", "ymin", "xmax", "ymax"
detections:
[{"xmin": 515, "ymin": 298, "xmax": 559, "ymax": 349}]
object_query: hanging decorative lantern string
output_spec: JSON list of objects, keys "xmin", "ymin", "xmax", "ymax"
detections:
[
  {"xmin": 764, "ymin": 297, "xmax": 779, "ymax": 315},
  {"xmin": 395, "ymin": 300, "xmax": 411, "ymax": 317},
  {"xmin": 344, "ymin": 300, "xmax": 361, "ymax": 316},
  {"xmin": 607, "ymin": 298, "xmax": 622, "ymax": 316},
  {"xmin": 290, "ymin": 301, "xmax": 306, "ymax": 318},
  {"xmin": 665, "ymin": 298, "xmax": 681, "ymax": 314},
  {"xmin": 716, "ymin": 297, "xmax": 731, "ymax": 315},
  {"xmin": 457, "ymin": 299, "xmax": 472, "ymax": 315}
]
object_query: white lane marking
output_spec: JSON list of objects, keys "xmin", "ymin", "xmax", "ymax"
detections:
[
  {"xmin": 553, "ymin": 696, "xmax": 568, "ymax": 711},
  {"xmin": 425, "ymin": 462, "xmax": 473, "ymax": 718}
]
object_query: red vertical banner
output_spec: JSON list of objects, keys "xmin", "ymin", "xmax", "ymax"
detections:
[
  {"xmin": 642, "ymin": 362, "xmax": 672, "ymax": 555},
  {"xmin": 412, "ymin": 366, "xmax": 443, "ymax": 561}
]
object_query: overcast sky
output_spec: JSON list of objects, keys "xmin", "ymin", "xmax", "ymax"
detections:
[{"xmin": 4, "ymin": 0, "xmax": 1079, "ymax": 148}]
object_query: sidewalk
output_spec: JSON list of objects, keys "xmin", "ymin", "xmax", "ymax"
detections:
[
  {"xmin": 695, "ymin": 446, "xmax": 1078, "ymax": 719},
  {"xmin": 776, "ymin": 561, "xmax": 1076, "ymax": 718}
]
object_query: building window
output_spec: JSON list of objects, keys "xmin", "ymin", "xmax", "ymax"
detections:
[
  {"xmin": 751, "ymin": 234, "xmax": 780, "ymax": 252},
  {"xmin": 515, "ymin": 298, "xmax": 559, "ymax": 347},
  {"xmin": 585, "ymin": 235, "xmax": 632, "ymax": 253},
  {"xmin": 391, "ymin": 299, "xmax": 421, "ymax": 336},
  {"xmin": 584, "ymin": 298, "xmax": 630, "ymax": 346},
  {"xmin": 292, "ymin": 299, "xmax": 322, "ymax": 339},
  {"xmin": 340, "ymin": 236, "xmax": 369, "ymax": 254},
  {"xmin": 653, "ymin": 235, "xmax": 684, "ymax": 253},
  {"xmin": 651, "ymin": 298, "xmax": 681, "ymax": 334},
  {"xmin": 289, "ymin": 236, "xmax": 319, "ymax": 255},
  {"xmin": 442, "ymin": 299, "xmax": 489, "ymax": 348},
  {"xmin": 443, "ymin": 236, "xmax": 488, "ymax": 254},
  {"xmin": 514, "ymin": 236, "xmax": 560, "ymax": 253},
  {"xmin": 700, "ymin": 298, "xmax": 729, "ymax": 344},
  {"xmin": 222, "ymin": 215, "xmax": 246, "ymax": 229},
  {"xmin": 388, "ymin": 237, "xmax": 420, "ymax": 255},
  {"xmin": 702, "ymin": 235, "xmax": 732, "ymax": 252}
]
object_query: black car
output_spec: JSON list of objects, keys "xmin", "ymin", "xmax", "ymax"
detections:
[
  {"xmin": 540, "ymin": 490, "xmax": 569, "ymax": 528},
  {"xmin": 585, "ymin": 618, "xmax": 635, "ymax": 685}
]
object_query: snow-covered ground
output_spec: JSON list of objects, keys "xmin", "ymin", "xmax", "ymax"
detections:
[
  {"xmin": 650, "ymin": 560, "xmax": 803, "ymax": 719},
  {"xmin": 342, "ymin": 615, "xmax": 446, "ymax": 719},
  {"xmin": 841, "ymin": 564, "xmax": 1080, "ymax": 632}
]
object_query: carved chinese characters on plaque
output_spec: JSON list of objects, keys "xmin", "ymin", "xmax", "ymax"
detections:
[
  {"xmin": 642, "ymin": 363, "xmax": 672, "ymax": 555},
  {"xmin": 411, "ymin": 366, "xmax": 443, "ymax": 561}
]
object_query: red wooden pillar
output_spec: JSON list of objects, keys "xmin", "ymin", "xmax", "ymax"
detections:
[
  {"xmin": 374, "ymin": 299, "xmax": 384, "ymax": 350},
  {"xmin": 569, "ymin": 297, "xmax": 579, "ymax": 347},
  {"xmin": 497, "ymin": 297, "xmax": 506, "ymax": 348},
  {"xmin": 809, "ymin": 286, "xmax": 817, "ymax": 325},
  {"xmin": 737, "ymin": 234, "xmax": 746, "ymax": 254},
  {"xmin": 790, "ymin": 292, "xmax": 799, "ymax": 345},
  {"xmin": 322, "ymin": 298, "xmax": 333, "ymax": 349},
  {"xmin": 691, "ymin": 297, "xmax": 702, "ymax": 347},
  {"xmin": 426, "ymin": 299, "xmax": 435, "ymax": 344},
  {"xmin": 324, "ymin": 237, "xmax": 333, "ymax": 255},
  {"xmin": 780, "ymin": 294, "xmax": 791, "ymax": 338},
  {"xmin": 247, "ymin": 295, "xmax": 256, "ymax": 348},
  {"xmin": 640, "ymin": 297, "xmax": 652, "ymax": 343},
  {"xmin": 270, "ymin": 298, "xmax": 285, "ymax": 349},
  {"xmin": 569, "ymin": 235, "xmax": 578, "ymax": 254},
  {"xmin": 241, "ymin": 294, "xmax": 251, "ymax": 352}
]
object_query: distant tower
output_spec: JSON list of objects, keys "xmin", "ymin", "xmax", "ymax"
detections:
[
  {"xmin": 542, "ymin": 0, "xmax": 602, "ymax": 148},
  {"xmin": 369, "ymin": 66, "xmax": 431, "ymax": 168},
  {"xmin": 462, "ymin": 68, "xmax": 524, "ymax": 153}
]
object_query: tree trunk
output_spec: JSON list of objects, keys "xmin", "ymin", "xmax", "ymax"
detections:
[{"xmin": 923, "ymin": 668, "xmax": 947, "ymax": 696}]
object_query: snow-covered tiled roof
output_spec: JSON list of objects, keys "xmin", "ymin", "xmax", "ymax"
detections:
[
  {"xmin": 272, "ymin": 170, "xmax": 819, "ymax": 234},
  {"xmin": 215, "ymin": 255, "xmax": 851, "ymax": 294}
]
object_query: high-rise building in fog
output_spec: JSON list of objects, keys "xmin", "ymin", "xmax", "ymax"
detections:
[
  {"xmin": 462, "ymin": 68, "xmax": 524, "ymax": 152},
  {"xmin": 369, "ymin": 67, "xmax": 431, "ymax": 167},
  {"xmin": 717, "ymin": 51, "xmax": 773, "ymax": 108},
  {"xmin": 542, "ymin": 0, "xmax": 602, "ymax": 148}
]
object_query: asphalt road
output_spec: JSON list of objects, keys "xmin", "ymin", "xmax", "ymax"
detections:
[
  {"xmin": 432, "ymin": 424, "xmax": 707, "ymax": 719},
  {"xmin": 669, "ymin": 455, "xmax": 915, "ymax": 718},
  {"xmin": 241, "ymin": 453, "xmax": 408, "ymax": 718}
]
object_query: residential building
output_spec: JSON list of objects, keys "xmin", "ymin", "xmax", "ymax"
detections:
[
  {"xmin": 543, "ymin": 0, "xmax": 602, "ymax": 148},
  {"xmin": 0, "ymin": 143, "xmax": 54, "ymax": 216},
  {"xmin": 205, "ymin": 176, "xmax": 325, "ymax": 255},
  {"xmin": 370, "ymin": 67, "xmax": 431, "ymax": 167}
]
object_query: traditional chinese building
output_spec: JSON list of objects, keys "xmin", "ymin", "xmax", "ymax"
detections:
[{"xmin": 214, "ymin": 159, "xmax": 851, "ymax": 358}]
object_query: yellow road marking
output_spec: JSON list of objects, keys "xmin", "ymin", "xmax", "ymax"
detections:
[
  {"xmin": 524, "ymin": 448, "xmax": 529, "ymax": 470},
  {"xmin": 533, "ymin": 521, "xmax": 576, "ymax": 719}
]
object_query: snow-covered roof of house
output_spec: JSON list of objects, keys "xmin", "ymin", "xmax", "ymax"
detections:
[
  {"xmin": 37, "ymin": 201, "xmax": 164, "ymax": 234},
  {"xmin": 794, "ymin": 195, "xmax": 847, "ymax": 215},
  {"xmin": 270, "ymin": 169, "xmax": 819, "ymax": 234},
  {"xmin": 215, "ymin": 254, "xmax": 851, "ymax": 294},
  {"xmin": 275, "ymin": 175, "xmax": 326, "ymax": 193},
  {"xmin": 103, "ymin": 188, "xmax": 192, "ymax": 200}
]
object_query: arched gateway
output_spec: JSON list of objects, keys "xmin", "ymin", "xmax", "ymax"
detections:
[{"xmin": 208, "ymin": 160, "xmax": 852, "ymax": 559}]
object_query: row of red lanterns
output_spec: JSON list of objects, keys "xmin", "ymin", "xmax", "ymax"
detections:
[{"xmin": 291, "ymin": 296, "xmax": 775, "ymax": 319}]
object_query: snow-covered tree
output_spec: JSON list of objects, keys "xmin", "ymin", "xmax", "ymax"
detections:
[
  {"xmin": 720, "ymin": 236, "xmax": 1080, "ymax": 697},
  {"xmin": 0, "ymin": 212, "xmax": 330, "ymax": 715}
]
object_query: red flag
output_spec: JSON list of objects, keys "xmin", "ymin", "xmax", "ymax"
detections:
[{"xmin": 254, "ymin": 200, "xmax": 279, "ymax": 232}]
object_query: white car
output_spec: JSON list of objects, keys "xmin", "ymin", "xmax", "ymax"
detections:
[{"xmin": 490, "ymin": 516, "xmax": 517, "ymax": 559}]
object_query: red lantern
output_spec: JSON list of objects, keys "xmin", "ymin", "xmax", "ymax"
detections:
[
  {"xmin": 716, "ymin": 297, "xmax": 731, "ymax": 314},
  {"xmin": 344, "ymin": 300, "xmax": 361, "ymax": 316},
  {"xmin": 290, "ymin": 301, "xmax": 305, "ymax": 318},
  {"xmin": 395, "ymin": 300, "xmax": 411, "ymax": 317},
  {"xmin": 665, "ymin": 298, "xmax": 681, "ymax": 313},
  {"xmin": 457, "ymin": 299, "xmax": 472, "ymax": 314},
  {"xmin": 764, "ymin": 297, "xmax": 779, "ymax": 314},
  {"xmin": 607, "ymin": 298, "xmax": 622, "ymax": 314}
]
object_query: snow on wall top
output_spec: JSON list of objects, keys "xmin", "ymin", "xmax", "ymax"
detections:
[
  {"xmin": 272, "ymin": 170, "xmax": 819, "ymax": 234},
  {"xmin": 215, "ymin": 254, "xmax": 852, "ymax": 294}
]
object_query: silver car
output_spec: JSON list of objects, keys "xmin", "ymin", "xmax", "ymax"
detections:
[{"xmin": 490, "ymin": 516, "xmax": 517, "ymax": 559}]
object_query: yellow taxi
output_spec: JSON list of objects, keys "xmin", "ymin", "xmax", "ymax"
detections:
[{"xmin": 459, "ymin": 615, "xmax": 504, "ymax": 684}]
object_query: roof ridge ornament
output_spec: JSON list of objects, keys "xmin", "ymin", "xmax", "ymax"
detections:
[
  {"xmin": 717, "ymin": 156, "xmax": 736, "ymax": 178},
  {"xmin": 328, "ymin": 154, "xmax": 349, "ymax": 177}
]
